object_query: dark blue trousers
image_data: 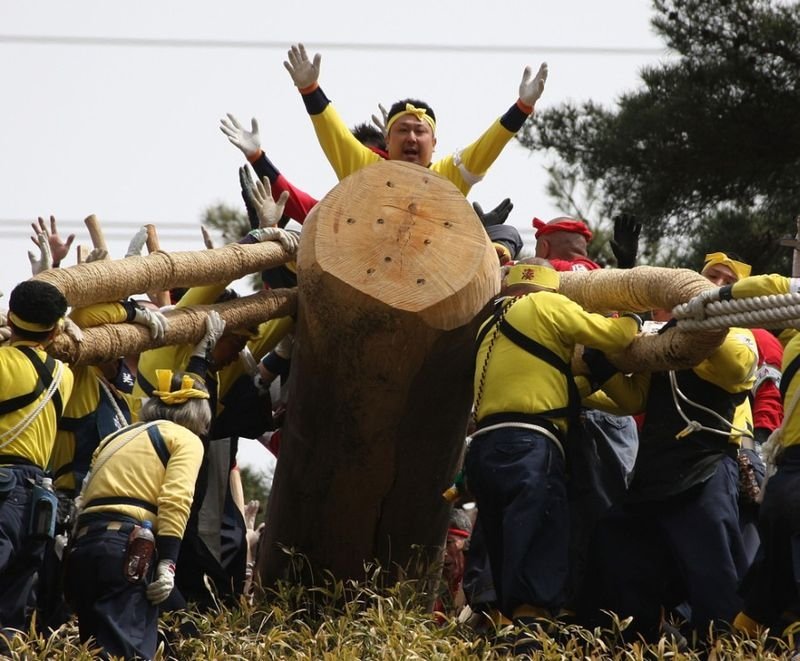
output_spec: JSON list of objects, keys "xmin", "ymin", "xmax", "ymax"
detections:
[
  {"xmin": 65, "ymin": 518, "xmax": 158, "ymax": 660},
  {"xmin": 465, "ymin": 427, "xmax": 568, "ymax": 618},
  {"xmin": 0, "ymin": 465, "xmax": 48, "ymax": 634},
  {"xmin": 581, "ymin": 455, "xmax": 747, "ymax": 641},
  {"xmin": 741, "ymin": 445, "xmax": 800, "ymax": 629}
]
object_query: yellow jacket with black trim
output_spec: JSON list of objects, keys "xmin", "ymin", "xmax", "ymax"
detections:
[
  {"xmin": 308, "ymin": 101, "xmax": 523, "ymax": 196},
  {"xmin": 49, "ymin": 363, "xmax": 132, "ymax": 493},
  {"xmin": 474, "ymin": 293, "xmax": 639, "ymax": 433},
  {"xmin": 79, "ymin": 419, "xmax": 203, "ymax": 561},
  {"xmin": 0, "ymin": 342, "xmax": 74, "ymax": 469}
]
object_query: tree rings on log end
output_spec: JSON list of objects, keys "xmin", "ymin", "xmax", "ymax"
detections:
[{"xmin": 299, "ymin": 161, "xmax": 499, "ymax": 330}]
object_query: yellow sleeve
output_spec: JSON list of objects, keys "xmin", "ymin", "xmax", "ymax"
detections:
[
  {"xmin": 157, "ymin": 422, "xmax": 204, "ymax": 541},
  {"xmin": 589, "ymin": 371, "xmax": 652, "ymax": 416},
  {"xmin": 432, "ymin": 119, "xmax": 516, "ymax": 195},
  {"xmin": 310, "ymin": 104, "xmax": 381, "ymax": 181},
  {"xmin": 69, "ymin": 302, "xmax": 128, "ymax": 328},
  {"xmin": 693, "ymin": 328, "xmax": 757, "ymax": 393},
  {"xmin": 731, "ymin": 274, "xmax": 798, "ymax": 298}
]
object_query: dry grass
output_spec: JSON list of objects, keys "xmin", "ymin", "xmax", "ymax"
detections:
[{"xmin": 1, "ymin": 567, "xmax": 795, "ymax": 660}]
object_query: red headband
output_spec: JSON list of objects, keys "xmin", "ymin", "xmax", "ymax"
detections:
[
  {"xmin": 533, "ymin": 217, "xmax": 593, "ymax": 241},
  {"xmin": 447, "ymin": 527, "xmax": 471, "ymax": 539}
]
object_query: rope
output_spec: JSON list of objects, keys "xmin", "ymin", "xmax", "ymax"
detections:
[
  {"xmin": 673, "ymin": 291, "xmax": 800, "ymax": 331},
  {"xmin": 668, "ymin": 371, "xmax": 752, "ymax": 441}
]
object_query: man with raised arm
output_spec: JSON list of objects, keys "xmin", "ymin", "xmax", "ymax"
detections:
[{"xmin": 283, "ymin": 43, "xmax": 547, "ymax": 196}]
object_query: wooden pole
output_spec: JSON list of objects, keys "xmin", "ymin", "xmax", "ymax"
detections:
[
  {"xmin": 47, "ymin": 288, "xmax": 296, "ymax": 366},
  {"xmin": 84, "ymin": 214, "xmax": 108, "ymax": 252},
  {"xmin": 143, "ymin": 224, "xmax": 172, "ymax": 307},
  {"xmin": 33, "ymin": 240, "xmax": 293, "ymax": 307},
  {"xmin": 258, "ymin": 161, "xmax": 499, "ymax": 589},
  {"xmin": 560, "ymin": 266, "xmax": 726, "ymax": 372}
]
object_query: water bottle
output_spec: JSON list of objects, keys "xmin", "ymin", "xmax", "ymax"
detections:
[
  {"xmin": 29, "ymin": 476, "xmax": 58, "ymax": 538},
  {"xmin": 124, "ymin": 520, "xmax": 156, "ymax": 583}
]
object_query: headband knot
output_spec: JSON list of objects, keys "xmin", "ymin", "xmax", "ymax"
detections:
[
  {"xmin": 702, "ymin": 252, "xmax": 751, "ymax": 281},
  {"xmin": 533, "ymin": 217, "xmax": 593, "ymax": 242},
  {"xmin": 385, "ymin": 103, "xmax": 436, "ymax": 135},
  {"xmin": 152, "ymin": 369, "xmax": 210, "ymax": 406}
]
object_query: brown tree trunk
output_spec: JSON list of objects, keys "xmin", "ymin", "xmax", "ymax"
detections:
[{"xmin": 258, "ymin": 161, "xmax": 499, "ymax": 589}]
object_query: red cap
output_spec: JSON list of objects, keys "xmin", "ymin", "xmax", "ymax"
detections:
[{"xmin": 533, "ymin": 217, "xmax": 593, "ymax": 241}]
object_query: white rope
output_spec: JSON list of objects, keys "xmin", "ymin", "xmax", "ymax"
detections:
[
  {"xmin": 95, "ymin": 373, "xmax": 130, "ymax": 430},
  {"xmin": 668, "ymin": 370, "xmax": 752, "ymax": 441},
  {"xmin": 673, "ymin": 290, "xmax": 800, "ymax": 331}
]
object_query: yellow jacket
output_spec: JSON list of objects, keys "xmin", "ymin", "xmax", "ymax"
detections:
[
  {"xmin": 0, "ymin": 342, "xmax": 74, "ymax": 469},
  {"xmin": 310, "ymin": 103, "xmax": 523, "ymax": 196},
  {"xmin": 474, "ymin": 293, "xmax": 639, "ymax": 434},
  {"xmin": 80, "ymin": 420, "xmax": 204, "ymax": 560}
]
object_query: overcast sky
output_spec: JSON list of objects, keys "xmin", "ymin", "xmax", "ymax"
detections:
[{"xmin": 1, "ymin": 0, "xmax": 668, "ymax": 472}]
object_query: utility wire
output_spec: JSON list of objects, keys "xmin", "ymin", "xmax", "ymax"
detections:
[{"xmin": 0, "ymin": 34, "xmax": 666, "ymax": 57}]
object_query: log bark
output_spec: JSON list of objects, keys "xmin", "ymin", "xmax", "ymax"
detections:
[{"xmin": 258, "ymin": 161, "xmax": 499, "ymax": 588}]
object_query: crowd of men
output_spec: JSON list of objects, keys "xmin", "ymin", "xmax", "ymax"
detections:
[{"xmin": 0, "ymin": 41, "xmax": 798, "ymax": 660}]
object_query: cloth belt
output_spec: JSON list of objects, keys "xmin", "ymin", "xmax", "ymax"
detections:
[
  {"xmin": 0, "ymin": 454, "xmax": 42, "ymax": 470},
  {"xmin": 75, "ymin": 512, "xmax": 140, "ymax": 539},
  {"xmin": 740, "ymin": 437, "xmax": 756, "ymax": 451}
]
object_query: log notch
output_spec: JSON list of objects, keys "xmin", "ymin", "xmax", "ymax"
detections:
[{"xmin": 259, "ymin": 160, "xmax": 499, "ymax": 588}]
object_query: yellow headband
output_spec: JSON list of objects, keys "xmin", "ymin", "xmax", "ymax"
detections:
[
  {"xmin": 702, "ymin": 252, "xmax": 751, "ymax": 281},
  {"xmin": 504, "ymin": 264, "xmax": 560, "ymax": 291},
  {"xmin": 152, "ymin": 369, "xmax": 210, "ymax": 406},
  {"xmin": 8, "ymin": 311, "xmax": 62, "ymax": 333},
  {"xmin": 385, "ymin": 104, "xmax": 436, "ymax": 135}
]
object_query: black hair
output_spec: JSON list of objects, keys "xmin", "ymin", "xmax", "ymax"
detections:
[
  {"xmin": 8, "ymin": 280, "xmax": 67, "ymax": 340},
  {"xmin": 351, "ymin": 122, "xmax": 386, "ymax": 151},
  {"xmin": 215, "ymin": 288, "xmax": 239, "ymax": 304},
  {"xmin": 386, "ymin": 98, "xmax": 436, "ymax": 128}
]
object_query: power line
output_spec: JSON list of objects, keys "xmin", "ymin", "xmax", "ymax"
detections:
[{"xmin": 0, "ymin": 34, "xmax": 666, "ymax": 57}]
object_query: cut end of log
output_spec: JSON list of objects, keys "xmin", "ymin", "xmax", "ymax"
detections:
[{"xmin": 300, "ymin": 161, "xmax": 498, "ymax": 322}]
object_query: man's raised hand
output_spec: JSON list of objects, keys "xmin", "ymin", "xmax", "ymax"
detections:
[
  {"xmin": 220, "ymin": 114, "xmax": 261, "ymax": 160},
  {"xmin": 284, "ymin": 43, "xmax": 321, "ymax": 90},
  {"xmin": 518, "ymin": 62, "xmax": 548, "ymax": 107}
]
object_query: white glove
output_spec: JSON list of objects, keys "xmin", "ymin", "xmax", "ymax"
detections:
[
  {"xmin": 61, "ymin": 317, "xmax": 84, "ymax": 343},
  {"xmin": 518, "ymin": 62, "xmax": 548, "ymax": 107},
  {"xmin": 249, "ymin": 227, "xmax": 300, "ymax": 253},
  {"xmin": 284, "ymin": 43, "xmax": 321, "ymax": 89},
  {"xmin": 146, "ymin": 559, "xmax": 175, "ymax": 605},
  {"xmin": 252, "ymin": 176, "xmax": 289, "ymax": 229},
  {"xmin": 28, "ymin": 233, "xmax": 53, "ymax": 275},
  {"xmin": 125, "ymin": 226, "xmax": 148, "ymax": 258},
  {"xmin": 85, "ymin": 247, "xmax": 109, "ymax": 263},
  {"xmin": 192, "ymin": 310, "xmax": 226, "ymax": 359},
  {"xmin": 371, "ymin": 103, "xmax": 389, "ymax": 137},
  {"xmin": 133, "ymin": 306, "xmax": 168, "ymax": 342},
  {"xmin": 219, "ymin": 113, "xmax": 261, "ymax": 159}
]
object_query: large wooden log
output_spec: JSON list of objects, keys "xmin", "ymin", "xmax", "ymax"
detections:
[{"xmin": 258, "ymin": 161, "xmax": 499, "ymax": 588}]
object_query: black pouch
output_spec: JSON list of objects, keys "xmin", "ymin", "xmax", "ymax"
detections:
[{"xmin": 0, "ymin": 468, "xmax": 17, "ymax": 496}]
